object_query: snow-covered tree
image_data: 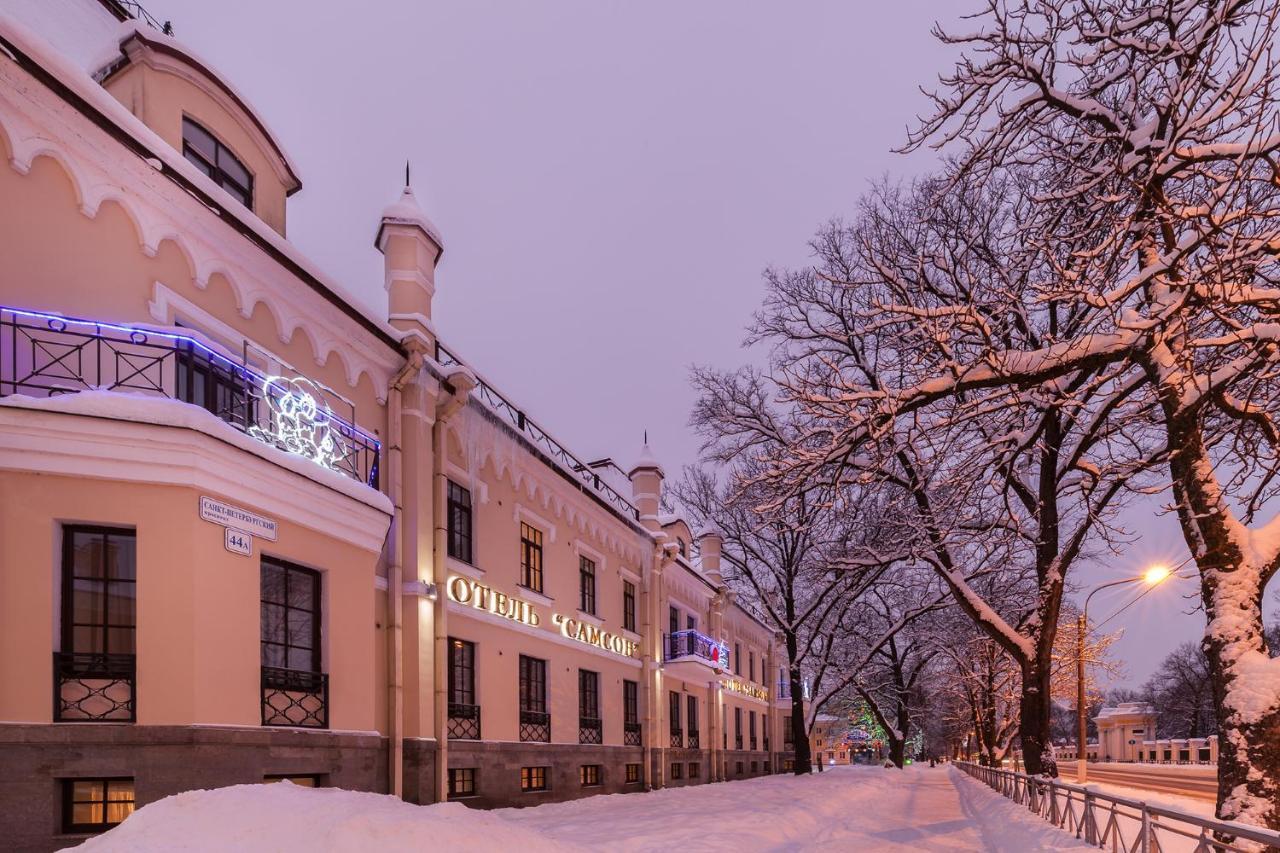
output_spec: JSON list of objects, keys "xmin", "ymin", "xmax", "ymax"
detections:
[{"xmin": 1144, "ymin": 641, "xmax": 1217, "ymax": 740}]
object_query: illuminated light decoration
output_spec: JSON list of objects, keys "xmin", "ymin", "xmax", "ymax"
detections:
[
  {"xmin": 1, "ymin": 306, "xmax": 381, "ymax": 478},
  {"xmin": 447, "ymin": 576, "xmax": 540, "ymax": 627},
  {"xmin": 552, "ymin": 614, "xmax": 638, "ymax": 658},
  {"xmin": 250, "ymin": 375, "xmax": 346, "ymax": 471}
]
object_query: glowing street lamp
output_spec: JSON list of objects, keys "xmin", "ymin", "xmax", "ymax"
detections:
[{"xmin": 1075, "ymin": 565, "xmax": 1173, "ymax": 783}]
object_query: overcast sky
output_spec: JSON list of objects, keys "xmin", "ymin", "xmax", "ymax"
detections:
[{"xmin": 145, "ymin": 0, "xmax": 1275, "ymax": 685}]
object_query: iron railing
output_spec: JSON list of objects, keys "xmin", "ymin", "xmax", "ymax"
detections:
[
  {"xmin": 519, "ymin": 710, "xmax": 550, "ymax": 742},
  {"xmin": 670, "ymin": 728, "xmax": 684, "ymax": 749},
  {"xmin": 261, "ymin": 666, "xmax": 328, "ymax": 728},
  {"xmin": 53, "ymin": 652, "xmax": 135, "ymax": 722},
  {"xmin": 624, "ymin": 721, "xmax": 642, "ymax": 747},
  {"xmin": 1, "ymin": 307, "xmax": 380, "ymax": 488},
  {"xmin": 735, "ymin": 734, "xmax": 744, "ymax": 750},
  {"xmin": 435, "ymin": 341, "xmax": 638, "ymax": 520},
  {"xmin": 955, "ymin": 761, "xmax": 1280, "ymax": 852},
  {"xmin": 447, "ymin": 703, "xmax": 481, "ymax": 740},
  {"xmin": 113, "ymin": 0, "xmax": 173, "ymax": 33},
  {"xmin": 579, "ymin": 716, "xmax": 602, "ymax": 745},
  {"xmin": 664, "ymin": 630, "xmax": 727, "ymax": 669},
  {"xmin": 688, "ymin": 730, "xmax": 700, "ymax": 749}
]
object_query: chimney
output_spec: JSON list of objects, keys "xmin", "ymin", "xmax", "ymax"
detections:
[
  {"xmin": 697, "ymin": 526, "xmax": 724, "ymax": 585},
  {"xmin": 376, "ymin": 166, "xmax": 443, "ymax": 348},
  {"xmin": 627, "ymin": 439, "xmax": 664, "ymax": 533}
]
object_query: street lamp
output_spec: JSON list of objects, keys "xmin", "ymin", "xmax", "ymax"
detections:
[{"xmin": 1075, "ymin": 565, "xmax": 1173, "ymax": 783}]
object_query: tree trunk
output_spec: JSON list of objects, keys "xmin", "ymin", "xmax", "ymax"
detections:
[
  {"xmin": 888, "ymin": 737, "xmax": 905, "ymax": 769},
  {"xmin": 1018, "ymin": 659, "xmax": 1051, "ymax": 775},
  {"xmin": 788, "ymin": 659, "xmax": 811, "ymax": 775}
]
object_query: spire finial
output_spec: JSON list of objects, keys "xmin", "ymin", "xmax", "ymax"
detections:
[
  {"xmin": 644, "ymin": 429, "xmax": 648, "ymax": 444},
  {"xmin": 405, "ymin": 160, "xmax": 411, "ymax": 189}
]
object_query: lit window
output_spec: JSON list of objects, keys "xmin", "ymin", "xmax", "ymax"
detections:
[
  {"xmin": 63, "ymin": 779, "xmax": 134, "ymax": 833},
  {"xmin": 520, "ymin": 766, "xmax": 548, "ymax": 792},
  {"xmin": 182, "ymin": 117, "xmax": 253, "ymax": 208},
  {"xmin": 579, "ymin": 765, "xmax": 601, "ymax": 787},
  {"xmin": 625, "ymin": 763, "xmax": 642, "ymax": 784},
  {"xmin": 519, "ymin": 523, "xmax": 543, "ymax": 593},
  {"xmin": 579, "ymin": 556, "xmax": 596, "ymax": 614},
  {"xmin": 448, "ymin": 768, "xmax": 476, "ymax": 798}
]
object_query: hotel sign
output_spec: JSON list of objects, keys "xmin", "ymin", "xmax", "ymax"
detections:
[
  {"xmin": 446, "ymin": 576, "xmax": 637, "ymax": 659},
  {"xmin": 447, "ymin": 576, "xmax": 540, "ymax": 626},
  {"xmin": 723, "ymin": 678, "xmax": 769, "ymax": 701}
]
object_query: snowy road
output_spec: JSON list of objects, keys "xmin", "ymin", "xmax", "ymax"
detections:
[{"xmin": 80, "ymin": 764, "xmax": 1091, "ymax": 852}]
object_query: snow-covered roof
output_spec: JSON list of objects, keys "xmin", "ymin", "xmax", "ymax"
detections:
[
  {"xmin": 628, "ymin": 441, "xmax": 664, "ymax": 477},
  {"xmin": 376, "ymin": 185, "xmax": 443, "ymax": 252}
]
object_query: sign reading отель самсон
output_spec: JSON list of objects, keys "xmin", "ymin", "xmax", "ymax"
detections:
[{"xmin": 446, "ymin": 575, "xmax": 637, "ymax": 659}]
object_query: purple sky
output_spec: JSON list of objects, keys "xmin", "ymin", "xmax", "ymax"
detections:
[{"xmin": 148, "ymin": 0, "xmax": 1274, "ymax": 685}]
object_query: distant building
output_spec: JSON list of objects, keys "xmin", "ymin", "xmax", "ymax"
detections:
[{"xmin": 1056, "ymin": 702, "xmax": 1217, "ymax": 765}]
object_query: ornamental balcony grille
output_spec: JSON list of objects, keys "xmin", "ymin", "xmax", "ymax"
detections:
[
  {"xmin": 764, "ymin": 735, "xmax": 770, "ymax": 751},
  {"xmin": 1, "ymin": 306, "xmax": 380, "ymax": 488},
  {"xmin": 687, "ymin": 730, "xmax": 700, "ymax": 750},
  {"xmin": 261, "ymin": 666, "xmax": 328, "ymax": 729},
  {"xmin": 624, "ymin": 721, "xmax": 642, "ymax": 747},
  {"xmin": 750, "ymin": 737, "xmax": 758, "ymax": 751},
  {"xmin": 735, "ymin": 734, "xmax": 744, "ymax": 750},
  {"xmin": 579, "ymin": 716, "xmax": 602, "ymax": 745},
  {"xmin": 435, "ymin": 341, "xmax": 638, "ymax": 521},
  {"xmin": 663, "ymin": 630, "xmax": 727, "ymax": 669},
  {"xmin": 519, "ymin": 710, "xmax": 550, "ymax": 742},
  {"xmin": 670, "ymin": 728, "xmax": 683, "ymax": 749},
  {"xmin": 53, "ymin": 652, "xmax": 135, "ymax": 722},
  {"xmin": 448, "ymin": 703, "xmax": 481, "ymax": 740}
]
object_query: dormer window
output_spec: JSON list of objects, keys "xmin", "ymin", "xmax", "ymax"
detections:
[{"xmin": 182, "ymin": 117, "xmax": 252, "ymax": 209}]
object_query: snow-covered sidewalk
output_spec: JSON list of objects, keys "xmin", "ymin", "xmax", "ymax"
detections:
[{"xmin": 78, "ymin": 765, "xmax": 1091, "ymax": 852}]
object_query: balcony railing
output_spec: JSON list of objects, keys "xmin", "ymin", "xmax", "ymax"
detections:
[
  {"xmin": 1, "ymin": 306, "xmax": 380, "ymax": 488},
  {"xmin": 664, "ymin": 630, "xmax": 728, "ymax": 670},
  {"xmin": 750, "ymin": 737, "xmax": 758, "ymax": 751},
  {"xmin": 448, "ymin": 702, "xmax": 481, "ymax": 740},
  {"xmin": 520, "ymin": 709, "xmax": 550, "ymax": 742},
  {"xmin": 624, "ymin": 721, "xmax": 642, "ymax": 747},
  {"xmin": 688, "ymin": 730, "xmax": 700, "ymax": 749},
  {"xmin": 261, "ymin": 666, "xmax": 328, "ymax": 728},
  {"xmin": 579, "ymin": 716, "xmax": 602, "ymax": 745},
  {"xmin": 53, "ymin": 652, "xmax": 135, "ymax": 722},
  {"xmin": 435, "ymin": 341, "xmax": 638, "ymax": 521},
  {"xmin": 735, "ymin": 735, "xmax": 744, "ymax": 750},
  {"xmin": 670, "ymin": 728, "xmax": 684, "ymax": 749}
]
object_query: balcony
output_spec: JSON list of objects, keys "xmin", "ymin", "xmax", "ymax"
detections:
[
  {"xmin": 663, "ymin": 630, "xmax": 729, "ymax": 680},
  {"xmin": 53, "ymin": 652, "xmax": 135, "ymax": 722},
  {"xmin": 624, "ymin": 721, "xmax": 642, "ymax": 747},
  {"xmin": 579, "ymin": 716, "xmax": 602, "ymax": 745},
  {"xmin": 261, "ymin": 666, "xmax": 328, "ymax": 728},
  {"xmin": 448, "ymin": 702, "xmax": 481, "ymax": 740},
  {"xmin": 1, "ymin": 306, "xmax": 379, "ymax": 488},
  {"xmin": 520, "ymin": 710, "xmax": 550, "ymax": 742}
]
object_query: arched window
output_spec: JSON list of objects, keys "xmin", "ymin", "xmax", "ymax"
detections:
[{"xmin": 182, "ymin": 117, "xmax": 253, "ymax": 208}]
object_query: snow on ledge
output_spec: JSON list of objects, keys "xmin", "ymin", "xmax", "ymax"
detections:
[{"xmin": 0, "ymin": 391, "xmax": 392, "ymax": 515}]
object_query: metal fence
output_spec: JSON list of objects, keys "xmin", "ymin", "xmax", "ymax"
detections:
[{"xmin": 955, "ymin": 761, "xmax": 1280, "ymax": 852}]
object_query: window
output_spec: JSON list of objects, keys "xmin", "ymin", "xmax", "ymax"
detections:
[
  {"xmin": 688, "ymin": 762, "xmax": 700, "ymax": 778},
  {"xmin": 519, "ymin": 523, "xmax": 543, "ymax": 593},
  {"xmin": 447, "ymin": 481, "xmax": 473, "ymax": 563},
  {"xmin": 62, "ymin": 526, "xmax": 136, "ymax": 659},
  {"xmin": 579, "ymin": 764, "xmax": 601, "ymax": 787},
  {"xmin": 448, "ymin": 639, "xmax": 475, "ymax": 706},
  {"xmin": 763, "ymin": 713, "xmax": 769, "ymax": 750},
  {"xmin": 669, "ymin": 606, "xmax": 679, "ymax": 636},
  {"xmin": 686, "ymin": 613, "xmax": 697, "ymax": 631},
  {"xmin": 261, "ymin": 558, "xmax": 320, "ymax": 673},
  {"xmin": 63, "ymin": 779, "xmax": 134, "ymax": 833},
  {"xmin": 750, "ymin": 710, "xmax": 757, "ymax": 750},
  {"xmin": 625, "ymin": 763, "xmax": 642, "ymax": 784},
  {"xmin": 764, "ymin": 761, "xmax": 771, "ymax": 773},
  {"xmin": 669, "ymin": 691, "xmax": 682, "ymax": 746},
  {"xmin": 735, "ymin": 707, "xmax": 743, "ymax": 749},
  {"xmin": 784, "ymin": 759, "xmax": 794, "ymax": 772},
  {"xmin": 519, "ymin": 656, "xmax": 547, "ymax": 713},
  {"xmin": 670, "ymin": 762, "xmax": 683, "ymax": 780},
  {"xmin": 734, "ymin": 643, "xmax": 741, "ymax": 675},
  {"xmin": 623, "ymin": 680, "xmax": 638, "ymax": 724},
  {"xmin": 579, "ymin": 556, "xmax": 596, "ymax": 614},
  {"xmin": 751, "ymin": 761, "xmax": 759, "ymax": 773},
  {"xmin": 687, "ymin": 695, "xmax": 699, "ymax": 747},
  {"xmin": 623, "ymin": 581, "xmax": 636, "ymax": 632},
  {"xmin": 264, "ymin": 775, "xmax": 319, "ymax": 786},
  {"xmin": 448, "ymin": 768, "xmax": 476, "ymax": 798},
  {"xmin": 520, "ymin": 766, "xmax": 548, "ymax": 793},
  {"xmin": 735, "ymin": 761, "xmax": 744, "ymax": 775},
  {"xmin": 579, "ymin": 669, "xmax": 601, "ymax": 744},
  {"xmin": 182, "ymin": 117, "xmax": 253, "ymax": 208},
  {"xmin": 175, "ymin": 339, "xmax": 253, "ymax": 427},
  {"xmin": 749, "ymin": 650, "xmax": 755, "ymax": 682}
]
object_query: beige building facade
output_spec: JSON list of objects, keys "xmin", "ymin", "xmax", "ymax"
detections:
[{"xmin": 0, "ymin": 2, "xmax": 790, "ymax": 849}]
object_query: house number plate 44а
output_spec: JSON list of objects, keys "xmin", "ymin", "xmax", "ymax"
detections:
[{"xmin": 224, "ymin": 528, "xmax": 252, "ymax": 556}]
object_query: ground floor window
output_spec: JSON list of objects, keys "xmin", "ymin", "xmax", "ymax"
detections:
[
  {"xmin": 735, "ymin": 761, "xmax": 744, "ymax": 775},
  {"xmin": 670, "ymin": 762, "xmax": 683, "ymax": 780},
  {"xmin": 63, "ymin": 778, "xmax": 135, "ymax": 833},
  {"xmin": 579, "ymin": 765, "xmax": 601, "ymax": 787},
  {"xmin": 625, "ymin": 763, "xmax": 642, "ymax": 784},
  {"xmin": 263, "ymin": 775, "xmax": 319, "ymax": 787},
  {"xmin": 784, "ymin": 759, "xmax": 794, "ymax": 771},
  {"xmin": 764, "ymin": 762, "xmax": 771, "ymax": 773},
  {"xmin": 449, "ymin": 768, "xmax": 477, "ymax": 798},
  {"xmin": 751, "ymin": 761, "xmax": 758, "ymax": 773},
  {"xmin": 520, "ymin": 766, "xmax": 548, "ymax": 793},
  {"xmin": 688, "ymin": 762, "xmax": 700, "ymax": 778}
]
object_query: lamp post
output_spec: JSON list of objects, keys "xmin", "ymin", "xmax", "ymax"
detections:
[{"xmin": 1076, "ymin": 565, "xmax": 1171, "ymax": 783}]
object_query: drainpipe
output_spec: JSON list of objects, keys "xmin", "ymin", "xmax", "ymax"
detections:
[
  {"xmin": 430, "ymin": 367, "xmax": 476, "ymax": 803},
  {"xmin": 387, "ymin": 346, "xmax": 426, "ymax": 797},
  {"xmin": 646, "ymin": 541, "xmax": 675, "ymax": 788}
]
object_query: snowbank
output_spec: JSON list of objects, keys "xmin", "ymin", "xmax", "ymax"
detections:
[
  {"xmin": 0, "ymin": 391, "xmax": 392, "ymax": 515},
  {"xmin": 75, "ymin": 765, "xmax": 1093, "ymax": 852}
]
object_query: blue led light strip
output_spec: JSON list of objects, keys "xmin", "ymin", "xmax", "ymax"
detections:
[{"xmin": 3, "ymin": 305, "xmax": 380, "ymax": 446}]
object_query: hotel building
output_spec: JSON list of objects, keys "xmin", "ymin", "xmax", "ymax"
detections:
[{"xmin": 0, "ymin": 2, "xmax": 793, "ymax": 849}]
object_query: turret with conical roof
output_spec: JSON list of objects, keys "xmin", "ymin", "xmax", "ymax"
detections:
[{"xmin": 376, "ymin": 166, "xmax": 443, "ymax": 347}]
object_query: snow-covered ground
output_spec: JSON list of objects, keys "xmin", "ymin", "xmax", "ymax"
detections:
[{"xmin": 77, "ymin": 765, "xmax": 1092, "ymax": 852}]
